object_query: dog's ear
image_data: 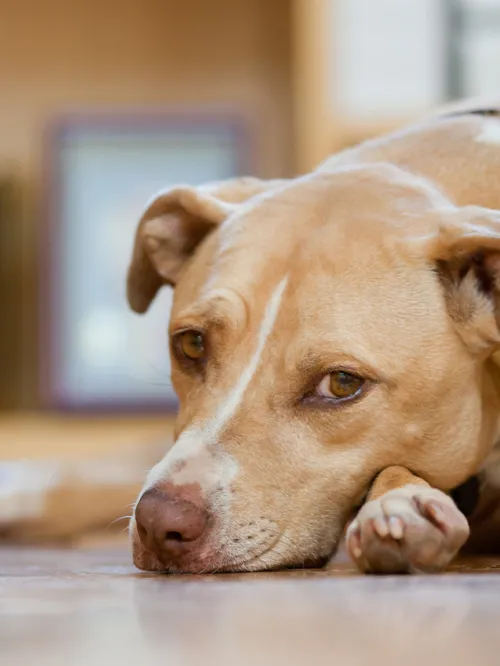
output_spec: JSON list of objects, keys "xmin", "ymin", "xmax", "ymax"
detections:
[
  {"xmin": 424, "ymin": 205, "xmax": 500, "ymax": 354},
  {"xmin": 127, "ymin": 177, "xmax": 286, "ymax": 313}
]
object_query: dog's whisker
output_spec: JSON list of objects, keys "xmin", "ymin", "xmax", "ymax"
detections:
[{"xmin": 107, "ymin": 515, "xmax": 134, "ymax": 529}]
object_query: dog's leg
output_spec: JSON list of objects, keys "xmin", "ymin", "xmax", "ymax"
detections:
[{"xmin": 345, "ymin": 466, "xmax": 470, "ymax": 574}]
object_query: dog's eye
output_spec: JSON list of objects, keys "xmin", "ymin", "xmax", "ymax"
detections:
[
  {"xmin": 317, "ymin": 371, "xmax": 364, "ymax": 400},
  {"xmin": 174, "ymin": 330, "xmax": 206, "ymax": 361}
]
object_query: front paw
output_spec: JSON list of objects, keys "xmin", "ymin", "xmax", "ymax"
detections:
[{"xmin": 346, "ymin": 485, "xmax": 470, "ymax": 574}]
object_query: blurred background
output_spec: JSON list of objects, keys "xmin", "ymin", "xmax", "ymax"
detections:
[{"xmin": 1, "ymin": 0, "xmax": 500, "ymax": 467}]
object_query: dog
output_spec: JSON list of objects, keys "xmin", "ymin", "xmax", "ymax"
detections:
[{"xmin": 5, "ymin": 99, "xmax": 500, "ymax": 575}]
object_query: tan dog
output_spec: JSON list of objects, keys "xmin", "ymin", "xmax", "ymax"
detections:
[
  {"xmin": 5, "ymin": 100, "xmax": 500, "ymax": 574},
  {"xmin": 122, "ymin": 99, "xmax": 500, "ymax": 574}
]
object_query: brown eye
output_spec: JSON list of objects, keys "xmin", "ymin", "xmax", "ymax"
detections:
[
  {"xmin": 329, "ymin": 371, "xmax": 364, "ymax": 398},
  {"xmin": 175, "ymin": 330, "xmax": 206, "ymax": 361},
  {"xmin": 317, "ymin": 371, "xmax": 364, "ymax": 400}
]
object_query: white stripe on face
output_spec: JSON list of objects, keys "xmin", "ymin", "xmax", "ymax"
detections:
[{"xmin": 143, "ymin": 276, "xmax": 289, "ymax": 491}]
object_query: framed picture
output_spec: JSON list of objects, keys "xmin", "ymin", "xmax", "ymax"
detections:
[{"xmin": 41, "ymin": 110, "xmax": 252, "ymax": 412}]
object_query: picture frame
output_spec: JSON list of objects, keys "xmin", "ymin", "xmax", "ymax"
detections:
[{"xmin": 40, "ymin": 109, "xmax": 252, "ymax": 412}]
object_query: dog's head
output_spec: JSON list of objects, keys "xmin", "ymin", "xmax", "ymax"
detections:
[{"xmin": 127, "ymin": 165, "xmax": 500, "ymax": 572}]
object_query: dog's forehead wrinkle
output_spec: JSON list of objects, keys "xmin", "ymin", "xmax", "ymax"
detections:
[{"xmin": 174, "ymin": 286, "xmax": 250, "ymax": 333}]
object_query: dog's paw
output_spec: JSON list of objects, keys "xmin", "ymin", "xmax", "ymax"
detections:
[{"xmin": 345, "ymin": 485, "xmax": 470, "ymax": 574}]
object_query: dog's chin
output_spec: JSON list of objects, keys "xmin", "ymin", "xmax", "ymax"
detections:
[
  {"xmin": 132, "ymin": 538, "xmax": 337, "ymax": 574},
  {"xmin": 133, "ymin": 550, "xmax": 332, "ymax": 574}
]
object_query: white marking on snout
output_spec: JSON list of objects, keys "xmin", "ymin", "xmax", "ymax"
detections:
[
  {"xmin": 204, "ymin": 275, "xmax": 289, "ymax": 439},
  {"xmin": 142, "ymin": 276, "xmax": 289, "ymax": 494},
  {"xmin": 476, "ymin": 120, "xmax": 500, "ymax": 145}
]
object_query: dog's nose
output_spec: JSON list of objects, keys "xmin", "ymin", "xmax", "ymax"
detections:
[{"xmin": 135, "ymin": 487, "xmax": 208, "ymax": 559}]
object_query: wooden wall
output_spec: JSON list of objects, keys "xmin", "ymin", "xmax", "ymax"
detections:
[{"xmin": 0, "ymin": 0, "xmax": 293, "ymax": 407}]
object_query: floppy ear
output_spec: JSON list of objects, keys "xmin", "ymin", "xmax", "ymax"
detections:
[
  {"xmin": 127, "ymin": 176, "xmax": 286, "ymax": 313},
  {"xmin": 426, "ymin": 205, "xmax": 500, "ymax": 354}
]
